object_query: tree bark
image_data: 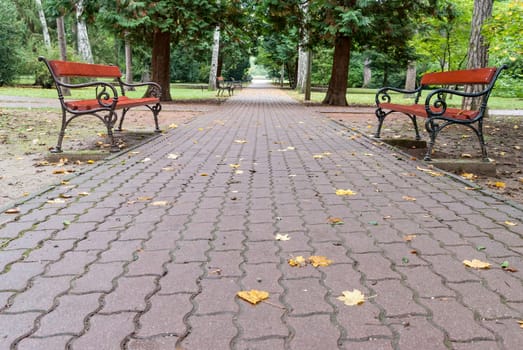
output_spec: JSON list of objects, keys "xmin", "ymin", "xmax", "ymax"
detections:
[
  {"xmin": 124, "ymin": 32, "xmax": 135, "ymax": 91},
  {"xmin": 404, "ymin": 61, "xmax": 417, "ymax": 98},
  {"xmin": 208, "ymin": 25, "xmax": 220, "ymax": 90},
  {"xmin": 76, "ymin": 0, "xmax": 93, "ymax": 63},
  {"xmin": 56, "ymin": 16, "xmax": 70, "ymax": 96},
  {"xmin": 362, "ymin": 57, "xmax": 371, "ymax": 88},
  {"xmin": 35, "ymin": 0, "xmax": 51, "ymax": 48},
  {"xmin": 151, "ymin": 29, "xmax": 172, "ymax": 101},
  {"xmin": 463, "ymin": 0, "xmax": 492, "ymax": 109},
  {"xmin": 322, "ymin": 35, "xmax": 351, "ymax": 106}
]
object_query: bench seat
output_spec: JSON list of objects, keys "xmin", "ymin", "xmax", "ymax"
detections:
[
  {"xmin": 378, "ymin": 103, "xmax": 479, "ymax": 121},
  {"xmin": 65, "ymin": 96, "xmax": 160, "ymax": 111}
]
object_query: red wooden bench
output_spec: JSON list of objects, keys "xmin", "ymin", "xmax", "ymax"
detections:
[
  {"xmin": 39, "ymin": 56, "xmax": 162, "ymax": 153},
  {"xmin": 375, "ymin": 65, "xmax": 507, "ymax": 161}
]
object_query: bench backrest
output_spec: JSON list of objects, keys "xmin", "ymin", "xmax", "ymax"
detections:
[
  {"xmin": 47, "ymin": 60, "xmax": 122, "ymax": 78},
  {"xmin": 420, "ymin": 67, "xmax": 498, "ymax": 86}
]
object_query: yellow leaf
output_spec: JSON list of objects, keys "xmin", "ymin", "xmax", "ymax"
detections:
[
  {"xmin": 337, "ymin": 289, "xmax": 366, "ymax": 306},
  {"xmin": 402, "ymin": 196, "xmax": 417, "ymax": 201},
  {"xmin": 162, "ymin": 167, "xmax": 175, "ymax": 172},
  {"xmin": 461, "ymin": 173, "xmax": 477, "ymax": 180},
  {"xmin": 52, "ymin": 169, "xmax": 66, "ymax": 174},
  {"xmin": 313, "ymin": 154, "xmax": 324, "ymax": 159},
  {"xmin": 416, "ymin": 166, "xmax": 443, "ymax": 177},
  {"xmin": 234, "ymin": 139, "xmax": 247, "ymax": 144},
  {"xmin": 229, "ymin": 163, "xmax": 241, "ymax": 169},
  {"xmin": 504, "ymin": 221, "xmax": 517, "ymax": 226},
  {"xmin": 168, "ymin": 123, "xmax": 178, "ymax": 129},
  {"xmin": 237, "ymin": 290, "xmax": 269, "ymax": 305},
  {"xmin": 288, "ymin": 256, "xmax": 307, "ymax": 267},
  {"xmin": 87, "ymin": 159, "xmax": 95, "ymax": 164},
  {"xmin": 59, "ymin": 194, "xmax": 73, "ymax": 199},
  {"xmin": 308, "ymin": 256, "xmax": 333, "ymax": 267},
  {"xmin": 78, "ymin": 192, "xmax": 90, "ymax": 196},
  {"xmin": 167, "ymin": 153, "xmax": 179, "ymax": 159},
  {"xmin": 518, "ymin": 320, "xmax": 523, "ymax": 329},
  {"xmin": 403, "ymin": 234, "xmax": 417, "ymax": 242},
  {"xmin": 488, "ymin": 181, "xmax": 506, "ymax": 189},
  {"xmin": 336, "ymin": 189, "xmax": 357, "ymax": 196},
  {"xmin": 47, "ymin": 198, "xmax": 66, "ymax": 204},
  {"xmin": 463, "ymin": 259, "xmax": 491, "ymax": 269},
  {"xmin": 141, "ymin": 158, "xmax": 151, "ymax": 163},
  {"xmin": 200, "ymin": 173, "xmax": 209, "ymax": 176},
  {"xmin": 137, "ymin": 196, "xmax": 153, "ymax": 201},
  {"xmin": 275, "ymin": 234, "xmax": 291, "ymax": 241},
  {"xmin": 461, "ymin": 153, "xmax": 472, "ymax": 158},
  {"xmin": 235, "ymin": 170, "xmax": 244, "ymax": 174}
]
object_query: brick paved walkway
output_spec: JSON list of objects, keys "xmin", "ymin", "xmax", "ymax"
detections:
[{"xmin": 1, "ymin": 81, "xmax": 522, "ymax": 349}]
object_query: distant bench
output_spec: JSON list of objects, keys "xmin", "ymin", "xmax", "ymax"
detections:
[
  {"xmin": 39, "ymin": 56, "xmax": 162, "ymax": 153},
  {"xmin": 375, "ymin": 65, "xmax": 507, "ymax": 161}
]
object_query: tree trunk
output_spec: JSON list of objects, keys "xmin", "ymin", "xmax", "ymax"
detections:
[
  {"xmin": 296, "ymin": 45, "xmax": 309, "ymax": 93},
  {"xmin": 322, "ymin": 35, "xmax": 351, "ymax": 106},
  {"xmin": 151, "ymin": 29, "xmax": 172, "ymax": 101},
  {"xmin": 208, "ymin": 25, "xmax": 220, "ymax": 90},
  {"xmin": 463, "ymin": 0, "xmax": 492, "ymax": 110},
  {"xmin": 404, "ymin": 61, "xmax": 417, "ymax": 98},
  {"xmin": 362, "ymin": 57, "xmax": 371, "ymax": 88},
  {"xmin": 56, "ymin": 16, "xmax": 70, "ymax": 96},
  {"xmin": 124, "ymin": 33, "xmax": 135, "ymax": 91},
  {"xmin": 35, "ymin": 0, "xmax": 51, "ymax": 48},
  {"xmin": 76, "ymin": 0, "xmax": 93, "ymax": 63}
]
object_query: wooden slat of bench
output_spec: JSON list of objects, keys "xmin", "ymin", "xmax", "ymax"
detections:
[
  {"xmin": 379, "ymin": 103, "xmax": 479, "ymax": 120},
  {"xmin": 49, "ymin": 60, "xmax": 122, "ymax": 78},
  {"xmin": 65, "ymin": 96, "xmax": 159, "ymax": 111},
  {"xmin": 420, "ymin": 67, "xmax": 497, "ymax": 86}
]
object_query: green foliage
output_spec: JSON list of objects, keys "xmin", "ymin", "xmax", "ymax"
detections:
[{"xmin": 0, "ymin": 0, "xmax": 24, "ymax": 84}]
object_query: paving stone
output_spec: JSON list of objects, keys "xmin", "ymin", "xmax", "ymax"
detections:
[
  {"xmin": 72, "ymin": 312, "xmax": 136, "ymax": 350},
  {"xmin": 126, "ymin": 249, "xmax": 171, "ymax": 276},
  {"xmin": 159, "ymin": 262, "xmax": 202, "ymax": 294},
  {"xmin": 136, "ymin": 294, "xmax": 191, "ymax": 337},
  {"xmin": 391, "ymin": 317, "xmax": 446, "ymax": 349},
  {"xmin": 424, "ymin": 298, "xmax": 494, "ymax": 341},
  {"xmin": 101, "ymin": 276, "xmax": 156, "ymax": 313},
  {"xmin": 17, "ymin": 335, "xmax": 72, "ymax": 350},
  {"xmin": 33, "ymin": 293, "xmax": 101, "ymax": 336},
  {"xmin": 0, "ymin": 312, "xmax": 40, "ymax": 348},
  {"xmin": 206, "ymin": 250, "xmax": 243, "ymax": 277},
  {"xmin": 194, "ymin": 278, "xmax": 239, "ymax": 315},
  {"xmin": 281, "ymin": 278, "xmax": 332, "ymax": 316},
  {"xmin": 0, "ymin": 261, "xmax": 46, "ymax": 291},
  {"xmin": 72, "ymin": 262, "xmax": 123, "ymax": 293},
  {"xmin": 45, "ymin": 250, "xmax": 98, "ymax": 277},
  {"xmin": 353, "ymin": 253, "xmax": 400, "ymax": 281},
  {"xmin": 370, "ymin": 279, "xmax": 427, "ymax": 318},
  {"xmin": 286, "ymin": 314, "xmax": 340, "ymax": 349},
  {"xmin": 172, "ymin": 239, "xmax": 210, "ymax": 263},
  {"xmin": 8, "ymin": 275, "xmax": 71, "ymax": 312},
  {"xmin": 181, "ymin": 314, "xmax": 236, "ymax": 350},
  {"xmin": 127, "ymin": 336, "xmax": 178, "ymax": 350}
]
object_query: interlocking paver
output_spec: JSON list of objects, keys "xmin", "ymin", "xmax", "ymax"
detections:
[{"xmin": 0, "ymin": 81, "xmax": 521, "ymax": 349}]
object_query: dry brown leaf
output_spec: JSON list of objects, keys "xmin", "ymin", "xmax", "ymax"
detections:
[
  {"xmin": 461, "ymin": 172, "xmax": 477, "ymax": 180},
  {"xmin": 288, "ymin": 256, "xmax": 307, "ymax": 267},
  {"xmin": 4, "ymin": 207, "xmax": 20, "ymax": 214},
  {"xmin": 237, "ymin": 290, "xmax": 269, "ymax": 305},
  {"xmin": 337, "ymin": 289, "xmax": 366, "ymax": 306},
  {"xmin": 463, "ymin": 259, "xmax": 491, "ymax": 269},
  {"xmin": 518, "ymin": 320, "xmax": 523, "ymax": 329},
  {"xmin": 309, "ymin": 256, "xmax": 333, "ymax": 267},
  {"xmin": 327, "ymin": 217, "xmax": 344, "ymax": 225}
]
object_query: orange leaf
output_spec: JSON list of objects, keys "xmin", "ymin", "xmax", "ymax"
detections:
[
  {"xmin": 463, "ymin": 259, "xmax": 491, "ymax": 269},
  {"xmin": 308, "ymin": 255, "xmax": 333, "ymax": 267}
]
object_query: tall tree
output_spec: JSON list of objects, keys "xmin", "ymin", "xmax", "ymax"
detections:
[
  {"xmin": 75, "ymin": 0, "xmax": 93, "ymax": 63},
  {"xmin": 35, "ymin": 0, "xmax": 51, "ymax": 48},
  {"xmin": 463, "ymin": 0, "xmax": 493, "ymax": 109}
]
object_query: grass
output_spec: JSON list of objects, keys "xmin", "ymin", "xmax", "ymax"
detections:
[
  {"xmin": 289, "ymin": 89, "xmax": 523, "ymax": 110},
  {"xmin": 0, "ymin": 84, "xmax": 219, "ymax": 102},
  {"xmin": 2, "ymin": 82, "xmax": 522, "ymax": 110}
]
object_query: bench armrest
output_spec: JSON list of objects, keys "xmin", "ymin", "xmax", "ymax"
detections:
[
  {"xmin": 424, "ymin": 87, "xmax": 491, "ymax": 118},
  {"xmin": 375, "ymin": 86, "xmax": 421, "ymax": 105},
  {"xmin": 57, "ymin": 80, "xmax": 120, "ymax": 110},
  {"xmin": 120, "ymin": 80, "xmax": 162, "ymax": 99}
]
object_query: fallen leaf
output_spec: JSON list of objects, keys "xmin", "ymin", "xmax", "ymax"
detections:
[
  {"xmin": 275, "ymin": 234, "xmax": 291, "ymax": 241},
  {"xmin": 463, "ymin": 259, "xmax": 491, "ymax": 269},
  {"xmin": 461, "ymin": 172, "xmax": 477, "ymax": 180},
  {"xmin": 237, "ymin": 290, "xmax": 269, "ymax": 305},
  {"xmin": 504, "ymin": 221, "xmax": 517, "ymax": 226},
  {"xmin": 235, "ymin": 170, "xmax": 244, "ymax": 174},
  {"xmin": 87, "ymin": 159, "xmax": 95, "ymax": 164},
  {"xmin": 4, "ymin": 207, "xmax": 20, "ymax": 214},
  {"xmin": 59, "ymin": 194, "xmax": 73, "ymax": 199},
  {"xmin": 78, "ymin": 192, "xmax": 90, "ymax": 196},
  {"xmin": 137, "ymin": 196, "xmax": 153, "ymax": 201},
  {"xmin": 488, "ymin": 181, "xmax": 506, "ymax": 189},
  {"xmin": 200, "ymin": 173, "xmax": 209, "ymax": 176},
  {"xmin": 336, "ymin": 189, "xmax": 357, "ymax": 196},
  {"xmin": 168, "ymin": 123, "xmax": 178, "ymax": 129},
  {"xmin": 151, "ymin": 201, "xmax": 169, "ymax": 206},
  {"xmin": 167, "ymin": 153, "xmax": 179, "ymax": 159},
  {"xmin": 327, "ymin": 217, "xmax": 344, "ymax": 226},
  {"xmin": 234, "ymin": 139, "xmax": 247, "ymax": 144},
  {"xmin": 403, "ymin": 234, "xmax": 417, "ymax": 242},
  {"xmin": 141, "ymin": 158, "xmax": 151, "ymax": 163},
  {"xmin": 402, "ymin": 196, "xmax": 417, "ymax": 201},
  {"xmin": 461, "ymin": 153, "xmax": 472, "ymax": 158},
  {"xmin": 309, "ymin": 256, "xmax": 333, "ymax": 267},
  {"xmin": 229, "ymin": 163, "xmax": 241, "ymax": 169},
  {"xmin": 416, "ymin": 166, "xmax": 443, "ymax": 177},
  {"xmin": 288, "ymin": 256, "xmax": 307, "ymax": 267},
  {"xmin": 162, "ymin": 167, "xmax": 175, "ymax": 172},
  {"xmin": 337, "ymin": 289, "xmax": 366, "ymax": 306},
  {"xmin": 47, "ymin": 198, "xmax": 66, "ymax": 204},
  {"xmin": 518, "ymin": 320, "xmax": 523, "ymax": 329}
]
